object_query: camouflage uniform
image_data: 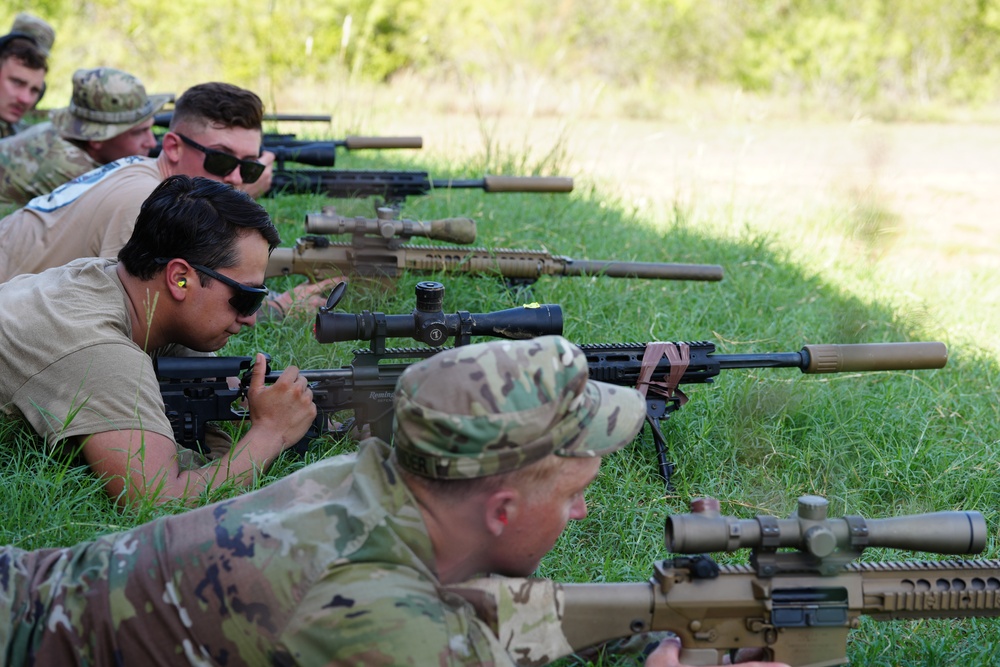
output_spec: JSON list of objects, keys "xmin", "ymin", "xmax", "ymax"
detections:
[
  {"xmin": 0, "ymin": 67, "xmax": 169, "ymax": 205},
  {"xmin": 0, "ymin": 122, "xmax": 99, "ymax": 205},
  {"xmin": 0, "ymin": 120, "xmax": 22, "ymax": 139},
  {"xmin": 0, "ymin": 440, "xmax": 527, "ymax": 666},
  {"xmin": 0, "ymin": 336, "xmax": 646, "ymax": 666}
]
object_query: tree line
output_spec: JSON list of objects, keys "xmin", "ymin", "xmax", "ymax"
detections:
[{"xmin": 15, "ymin": 0, "xmax": 1000, "ymax": 116}]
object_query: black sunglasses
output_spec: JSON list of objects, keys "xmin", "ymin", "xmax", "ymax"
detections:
[
  {"xmin": 175, "ymin": 133, "xmax": 266, "ymax": 184},
  {"xmin": 189, "ymin": 263, "xmax": 269, "ymax": 317}
]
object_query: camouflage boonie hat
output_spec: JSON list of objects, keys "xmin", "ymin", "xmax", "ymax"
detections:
[
  {"xmin": 393, "ymin": 335, "xmax": 646, "ymax": 479},
  {"xmin": 50, "ymin": 67, "xmax": 172, "ymax": 141},
  {"xmin": 10, "ymin": 13, "xmax": 54, "ymax": 55}
]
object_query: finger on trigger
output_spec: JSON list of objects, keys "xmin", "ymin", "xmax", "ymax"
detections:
[{"xmin": 249, "ymin": 352, "xmax": 266, "ymax": 391}]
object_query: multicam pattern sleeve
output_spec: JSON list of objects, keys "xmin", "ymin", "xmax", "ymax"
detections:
[
  {"xmin": 0, "ymin": 441, "xmax": 520, "ymax": 666},
  {"xmin": 0, "ymin": 123, "xmax": 100, "ymax": 205},
  {"xmin": 446, "ymin": 577, "xmax": 575, "ymax": 666},
  {"xmin": 274, "ymin": 563, "xmax": 515, "ymax": 666}
]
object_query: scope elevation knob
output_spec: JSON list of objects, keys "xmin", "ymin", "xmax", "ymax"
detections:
[
  {"xmin": 797, "ymin": 495, "xmax": 829, "ymax": 521},
  {"xmin": 415, "ymin": 281, "xmax": 445, "ymax": 313}
]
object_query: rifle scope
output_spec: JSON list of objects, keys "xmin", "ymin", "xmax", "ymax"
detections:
[
  {"xmin": 272, "ymin": 137, "xmax": 423, "ymax": 167},
  {"xmin": 314, "ymin": 280, "xmax": 563, "ymax": 348},
  {"xmin": 305, "ymin": 208, "xmax": 477, "ymax": 244},
  {"xmin": 666, "ymin": 495, "xmax": 987, "ymax": 557}
]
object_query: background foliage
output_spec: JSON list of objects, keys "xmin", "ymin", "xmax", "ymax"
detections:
[{"xmin": 8, "ymin": 0, "xmax": 1000, "ymax": 119}]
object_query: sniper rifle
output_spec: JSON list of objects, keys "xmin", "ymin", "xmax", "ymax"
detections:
[
  {"xmin": 155, "ymin": 288, "xmax": 947, "ymax": 476},
  {"xmin": 448, "ymin": 494, "xmax": 999, "ymax": 667},
  {"xmin": 267, "ymin": 208, "xmax": 725, "ymax": 286},
  {"xmin": 311, "ymin": 283, "xmax": 947, "ymax": 486},
  {"xmin": 267, "ymin": 170, "xmax": 573, "ymax": 207}
]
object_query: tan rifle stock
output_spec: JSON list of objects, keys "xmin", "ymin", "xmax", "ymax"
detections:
[
  {"xmin": 266, "ymin": 240, "xmax": 725, "ymax": 283},
  {"xmin": 552, "ymin": 557, "xmax": 1000, "ymax": 667},
  {"xmin": 268, "ymin": 209, "xmax": 724, "ymax": 283}
]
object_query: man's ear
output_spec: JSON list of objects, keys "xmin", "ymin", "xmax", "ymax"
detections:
[
  {"xmin": 484, "ymin": 489, "xmax": 519, "ymax": 537},
  {"xmin": 82, "ymin": 139, "xmax": 104, "ymax": 162},
  {"xmin": 164, "ymin": 259, "xmax": 190, "ymax": 302},
  {"xmin": 160, "ymin": 131, "xmax": 183, "ymax": 163}
]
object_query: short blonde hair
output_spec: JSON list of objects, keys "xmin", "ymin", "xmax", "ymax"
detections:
[{"xmin": 396, "ymin": 452, "xmax": 565, "ymax": 501}]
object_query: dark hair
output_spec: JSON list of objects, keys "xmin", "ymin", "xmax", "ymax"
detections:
[
  {"xmin": 169, "ymin": 82, "xmax": 263, "ymax": 131},
  {"xmin": 118, "ymin": 175, "xmax": 280, "ymax": 280},
  {"xmin": 0, "ymin": 35, "xmax": 47, "ymax": 71}
]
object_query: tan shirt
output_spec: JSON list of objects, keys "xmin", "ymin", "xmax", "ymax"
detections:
[
  {"xmin": 0, "ymin": 257, "xmax": 176, "ymax": 446},
  {"xmin": 0, "ymin": 156, "xmax": 165, "ymax": 282}
]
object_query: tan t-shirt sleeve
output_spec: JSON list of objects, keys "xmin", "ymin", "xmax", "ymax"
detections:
[{"xmin": 14, "ymin": 341, "xmax": 175, "ymax": 447}]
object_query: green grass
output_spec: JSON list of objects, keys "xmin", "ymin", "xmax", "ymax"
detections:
[{"xmin": 2, "ymin": 136, "xmax": 999, "ymax": 664}]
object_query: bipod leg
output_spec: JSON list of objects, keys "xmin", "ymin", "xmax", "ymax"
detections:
[{"xmin": 645, "ymin": 415, "xmax": 674, "ymax": 492}]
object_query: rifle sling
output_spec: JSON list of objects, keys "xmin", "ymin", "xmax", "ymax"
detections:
[{"xmin": 638, "ymin": 342, "xmax": 690, "ymax": 406}]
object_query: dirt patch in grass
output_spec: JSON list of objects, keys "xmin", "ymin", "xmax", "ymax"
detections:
[
  {"xmin": 364, "ymin": 108, "xmax": 999, "ymax": 351},
  {"xmin": 376, "ymin": 112, "xmax": 1000, "ymax": 267}
]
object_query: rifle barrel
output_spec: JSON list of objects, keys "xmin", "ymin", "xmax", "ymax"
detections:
[
  {"xmin": 343, "ymin": 136, "xmax": 422, "ymax": 149},
  {"xmin": 564, "ymin": 259, "xmax": 724, "ymax": 282},
  {"xmin": 431, "ymin": 176, "xmax": 574, "ymax": 193},
  {"xmin": 714, "ymin": 342, "xmax": 948, "ymax": 373},
  {"xmin": 261, "ymin": 113, "xmax": 332, "ymax": 122},
  {"xmin": 272, "ymin": 144, "xmax": 337, "ymax": 167},
  {"xmin": 268, "ymin": 171, "xmax": 574, "ymax": 199},
  {"xmin": 800, "ymin": 342, "xmax": 948, "ymax": 372}
]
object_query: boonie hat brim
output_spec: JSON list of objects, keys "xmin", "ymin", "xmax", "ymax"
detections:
[{"xmin": 51, "ymin": 92, "xmax": 172, "ymax": 142}]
